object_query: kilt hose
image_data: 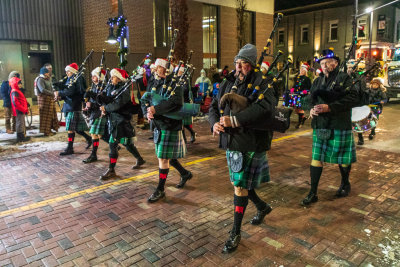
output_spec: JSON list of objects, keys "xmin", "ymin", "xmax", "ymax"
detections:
[
  {"xmin": 89, "ymin": 117, "xmax": 106, "ymax": 135},
  {"xmin": 155, "ymin": 130, "xmax": 186, "ymax": 159},
  {"xmin": 226, "ymin": 150, "xmax": 270, "ymax": 190},
  {"xmin": 65, "ymin": 111, "xmax": 89, "ymax": 132},
  {"xmin": 38, "ymin": 94, "xmax": 59, "ymax": 134},
  {"xmin": 312, "ymin": 129, "xmax": 356, "ymax": 165},
  {"xmin": 182, "ymin": 116, "xmax": 193, "ymax": 126}
]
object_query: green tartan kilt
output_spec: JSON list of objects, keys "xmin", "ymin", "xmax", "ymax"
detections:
[
  {"xmin": 182, "ymin": 116, "xmax": 193, "ymax": 126},
  {"xmin": 226, "ymin": 150, "xmax": 270, "ymax": 190},
  {"xmin": 65, "ymin": 111, "xmax": 89, "ymax": 132},
  {"xmin": 312, "ymin": 129, "xmax": 356, "ymax": 165},
  {"xmin": 155, "ymin": 130, "xmax": 186, "ymax": 159},
  {"xmin": 89, "ymin": 117, "xmax": 106, "ymax": 135}
]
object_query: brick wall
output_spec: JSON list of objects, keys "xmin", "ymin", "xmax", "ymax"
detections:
[
  {"xmin": 255, "ymin": 12, "xmax": 274, "ymax": 64},
  {"xmin": 187, "ymin": 0, "xmax": 204, "ymax": 80},
  {"xmin": 220, "ymin": 6, "xmax": 238, "ymax": 71}
]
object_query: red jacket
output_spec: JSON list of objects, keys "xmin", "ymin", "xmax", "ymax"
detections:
[{"xmin": 10, "ymin": 77, "xmax": 28, "ymax": 116}]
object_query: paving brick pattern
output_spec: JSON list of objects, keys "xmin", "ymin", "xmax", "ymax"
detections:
[{"xmin": 0, "ymin": 116, "xmax": 399, "ymax": 266}]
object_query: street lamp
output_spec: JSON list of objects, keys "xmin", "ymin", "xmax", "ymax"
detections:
[
  {"xmin": 365, "ymin": 6, "xmax": 373, "ymax": 69},
  {"xmin": 106, "ymin": 26, "xmax": 117, "ymax": 44}
]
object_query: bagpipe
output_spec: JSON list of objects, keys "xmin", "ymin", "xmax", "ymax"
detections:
[{"xmin": 140, "ymin": 30, "xmax": 200, "ymax": 120}]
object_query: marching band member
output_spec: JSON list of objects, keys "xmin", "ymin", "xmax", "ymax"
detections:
[
  {"xmin": 82, "ymin": 67, "xmax": 107, "ymax": 163},
  {"xmin": 145, "ymin": 58, "xmax": 193, "ymax": 203},
  {"xmin": 99, "ymin": 68, "xmax": 145, "ymax": 180},
  {"xmin": 302, "ymin": 49, "xmax": 359, "ymax": 206},
  {"xmin": 55, "ymin": 63, "xmax": 91, "ymax": 155},
  {"xmin": 179, "ymin": 65, "xmax": 196, "ymax": 144},
  {"xmin": 208, "ymin": 44, "xmax": 276, "ymax": 253},
  {"xmin": 366, "ymin": 78, "xmax": 387, "ymax": 141}
]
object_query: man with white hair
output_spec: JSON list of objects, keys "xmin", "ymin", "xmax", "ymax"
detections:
[
  {"xmin": 144, "ymin": 58, "xmax": 193, "ymax": 203},
  {"xmin": 302, "ymin": 48, "xmax": 359, "ymax": 206}
]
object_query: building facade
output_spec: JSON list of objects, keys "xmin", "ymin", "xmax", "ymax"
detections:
[
  {"xmin": 0, "ymin": 0, "xmax": 84, "ymax": 99},
  {"xmin": 274, "ymin": 0, "xmax": 398, "ymax": 69},
  {"xmin": 82, "ymin": 0, "xmax": 274, "ymax": 79}
]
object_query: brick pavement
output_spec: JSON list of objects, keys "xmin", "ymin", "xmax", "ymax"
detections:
[{"xmin": 0, "ymin": 116, "xmax": 399, "ymax": 266}]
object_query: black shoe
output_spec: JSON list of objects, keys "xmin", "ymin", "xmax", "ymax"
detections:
[
  {"xmin": 335, "ymin": 183, "xmax": 351, "ymax": 197},
  {"xmin": 132, "ymin": 158, "xmax": 146, "ymax": 169},
  {"xmin": 16, "ymin": 133, "xmax": 31, "ymax": 142},
  {"xmin": 301, "ymin": 116, "xmax": 307, "ymax": 125},
  {"xmin": 301, "ymin": 192, "xmax": 318, "ymax": 206},
  {"xmin": 148, "ymin": 189, "xmax": 165, "ymax": 203},
  {"xmin": 176, "ymin": 171, "xmax": 193, "ymax": 188},
  {"xmin": 190, "ymin": 132, "xmax": 196, "ymax": 143},
  {"xmin": 222, "ymin": 232, "xmax": 241, "ymax": 254},
  {"xmin": 60, "ymin": 148, "xmax": 74, "ymax": 156},
  {"xmin": 368, "ymin": 134, "xmax": 374, "ymax": 140},
  {"xmin": 86, "ymin": 138, "xmax": 92, "ymax": 149},
  {"xmin": 83, "ymin": 155, "xmax": 97, "ymax": 163},
  {"xmin": 250, "ymin": 204, "xmax": 272, "ymax": 225},
  {"xmin": 99, "ymin": 168, "xmax": 116, "ymax": 181},
  {"xmin": 357, "ymin": 140, "xmax": 364, "ymax": 145},
  {"xmin": 295, "ymin": 122, "xmax": 302, "ymax": 129}
]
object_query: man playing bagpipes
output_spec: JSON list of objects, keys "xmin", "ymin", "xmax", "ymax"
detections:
[
  {"xmin": 208, "ymin": 44, "xmax": 277, "ymax": 253},
  {"xmin": 301, "ymin": 48, "xmax": 359, "ymax": 206},
  {"xmin": 144, "ymin": 58, "xmax": 193, "ymax": 203},
  {"xmin": 98, "ymin": 68, "xmax": 145, "ymax": 180},
  {"xmin": 55, "ymin": 63, "xmax": 92, "ymax": 156},
  {"xmin": 82, "ymin": 67, "xmax": 107, "ymax": 163}
]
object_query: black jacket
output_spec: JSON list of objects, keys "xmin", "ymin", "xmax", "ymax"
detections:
[
  {"xmin": 0, "ymin": 81, "xmax": 11, "ymax": 108},
  {"xmin": 309, "ymin": 67, "xmax": 359, "ymax": 130},
  {"xmin": 208, "ymin": 70, "xmax": 276, "ymax": 152},
  {"xmin": 145, "ymin": 75, "xmax": 184, "ymax": 131},
  {"xmin": 104, "ymin": 82, "xmax": 135, "ymax": 139},
  {"xmin": 84, "ymin": 83, "xmax": 102, "ymax": 121},
  {"xmin": 58, "ymin": 75, "xmax": 86, "ymax": 112}
]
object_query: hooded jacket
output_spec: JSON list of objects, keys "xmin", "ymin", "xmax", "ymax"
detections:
[{"xmin": 9, "ymin": 77, "xmax": 28, "ymax": 116}]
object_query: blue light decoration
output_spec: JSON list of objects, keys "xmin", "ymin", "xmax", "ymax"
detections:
[{"xmin": 395, "ymin": 48, "xmax": 400, "ymax": 55}]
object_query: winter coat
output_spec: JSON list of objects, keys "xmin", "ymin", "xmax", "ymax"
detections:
[
  {"xmin": 0, "ymin": 81, "xmax": 11, "ymax": 108},
  {"xmin": 58, "ymin": 75, "xmax": 86, "ymax": 112},
  {"xmin": 308, "ymin": 66, "xmax": 359, "ymax": 130},
  {"xmin": 208, "ymin": 70, "xmax": 276, "ymax": 153},
  {"xmin": 369, "ymin": 88, "xmax": 386, "ymax": 105},
  {"xmin": 144, "ymin": 75, "xmax": 184, "ymax": 131},
  {"xmin": 9, "ymin": 77, "xmax": 28, "ymax": 116},
  {"xmin": 104, "ymin": 82, "xmax": 135, "ymax": 139}
]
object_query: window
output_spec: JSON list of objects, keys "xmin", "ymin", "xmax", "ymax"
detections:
[
  {"xmin": 277, "ymin": 28, "xmax": 284, "ymax": 46},
  {"xmin": 243, "ymin": 11, "xmax": 255, "ymax": 45},
  {"xmin": 203, "ymin": 4, "xmax": 218, "ymax": 69},
  {"xmin": 300, "ymin": 25, "xmax": 309, "ymax": 44},
  {"xmin": 153, "ymin": 0, "xmax": 170, "ymax": 48},
  {"xmin": 358, "ymin": 18, "xmax": 367, "ymax": 39},
  {"xmin": 329, "ymin": 20, "xmax": 338, "ymax": 42}
]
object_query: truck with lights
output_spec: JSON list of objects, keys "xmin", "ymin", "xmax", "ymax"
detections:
[{"xmin": 384, "ymin": 48, "xmax": 400, "ymax": 99}]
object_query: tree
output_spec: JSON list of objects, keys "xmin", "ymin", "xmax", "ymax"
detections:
[
  {"xmin": 236, "ymin": 0, "xmax": 246, "ymax": 51},
  {"xmin": 170, "ymin": 0, "xmax": 189, "ymax": 62}
]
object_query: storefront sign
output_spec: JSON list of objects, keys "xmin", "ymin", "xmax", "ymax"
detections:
[{"xmin": 378, "ymin": 15, "xmax": 386, "ymax": 35}]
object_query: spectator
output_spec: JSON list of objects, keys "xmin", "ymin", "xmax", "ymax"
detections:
[
  {"xmin": 0, "ymin": 71, "xmax": 18, "ymax": 134},
  {"xmin": 10, "ymin": 76, "xmax": 30, "ymax": 142}
]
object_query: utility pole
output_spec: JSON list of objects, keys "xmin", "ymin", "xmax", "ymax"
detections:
[{"xmin": 351, "ymin": 0, "xmax": 358, "ymax": 59}]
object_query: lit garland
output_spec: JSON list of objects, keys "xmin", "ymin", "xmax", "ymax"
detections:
[{"xmin": 107, "ymin": 15, "xmax": 128, "ymax": 68}]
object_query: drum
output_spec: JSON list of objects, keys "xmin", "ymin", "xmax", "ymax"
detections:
[{"xmin": 351, "ymin": 105, "xmax": 377, "ymax": 133}]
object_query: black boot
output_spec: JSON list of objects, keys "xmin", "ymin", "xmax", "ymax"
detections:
[
  {"xmin": 60, "ymin": 147, "xmax": 74, "ymax": 156},
  {"xmin": 250, "ymin": 204, "xmax": 272, "ymax": 225},
  {"xmin": 295, "ymin": 114, "xmax": 304, "ymax": 129},
  {"xmin": 302, "ymin": 166, "xmax": 322, "ymax": 206},
  {"xmin": 357, "ymin": 133, "xmax": 364, "ymax": 145},
  {"xmin": 83, "ymin": 154, "xmax": 97, "ymax": 163},
  {"xmin": 336, "ymin": 165, "xmax": 351, "ymax": 197},
  {"xmin": 16, "ymin": 132, "xmax": 31, "ymax": 143},
  {"xmin": 125, "ymin": 144, "xmax": 145, "ymax": 169},
  {"xmin": 99, "ymin": 168, "xmax": 116, "ymax": 180},
  {"xmin": 132, "ymin": 158, "xmax": 146, "ymax": 169},
  {"xmin": 176, "ymin": 171, "xmax": 193, "ymax": 188},
  {"xmin": 369, "ymin": 128, "xmax": 375, "ymax": 140},
  {"xmin": 76, "ymin": 131, "xmax": 92, "ymax": 149},
  {"xmin": 184, "ymin": 125, "xmax": 196, "ymax": 143},
  {"xmin": 222, "ymin": 231, "xmax": 241, "ymax": 254},
  {"xmin": 148, "ymin": 189, "xmax": 165, "ymax": 203}
]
